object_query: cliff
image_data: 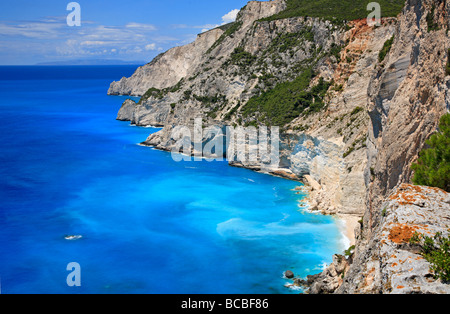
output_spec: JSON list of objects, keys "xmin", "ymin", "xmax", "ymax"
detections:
[
  {"xmin": 109, "ymin": 0, "xmax": 450, "ymax": 293},
  {"xmin": 299, "ymin": 184, "xmax": 450, "ymax": 294},
  {"xmin": 300, "ymin": 0, "xmax": 450, "ymax": 294}
]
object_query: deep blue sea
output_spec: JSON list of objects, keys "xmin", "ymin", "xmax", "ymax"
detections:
[{"xmin": 0, "ymin": 66, "xmax": 345, "ymax": 294}]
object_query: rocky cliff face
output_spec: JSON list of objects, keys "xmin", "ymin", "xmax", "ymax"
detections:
[
  {"xmin": 108, "ymin": 28, "xmax": 224, "ymax": 96},
  {"xmin": 339, "ymin": 184, "xmax": 450, "ymax": 294},
  {"xmin": 110, "ymin": 0, "xmax": 450, "ymax": 293},
  {"xmin": 366, "ymin": 0, "xmax": 450, "ymax": 227},
  {"xmin": 299, "ymin": 184, "xmax": 450, "ymax": 294},
  {"xmin": 302, "ymin": 0, "xmax": 450, "ymax": 294}
]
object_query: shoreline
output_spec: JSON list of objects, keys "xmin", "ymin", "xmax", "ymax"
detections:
[
  {"xmin": 300, "ymin": 175, "xmax": 360, "ymax": 249},
  {"xmin": 336, "ymin": 214, "xmax": 359, "ymax": 248},
  {"xmin": 142, "ymin": 141, "xmax": 304, "ymax": 182}
]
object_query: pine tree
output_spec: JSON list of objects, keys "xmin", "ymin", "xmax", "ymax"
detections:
[{"xmin": 412, "ymin": 114, "xmax": 450, "ymax": 192}]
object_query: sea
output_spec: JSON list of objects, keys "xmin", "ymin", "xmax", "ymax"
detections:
[{"xmin": 0, "ymin": 65, "xmax": 345, "ymax": 294}]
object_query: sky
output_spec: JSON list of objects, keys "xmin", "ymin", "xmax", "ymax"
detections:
[{"xmin": 0, "ymin": 0, "xmax": 252, "ymax": 65}]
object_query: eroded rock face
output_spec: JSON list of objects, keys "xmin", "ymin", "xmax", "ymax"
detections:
[
  {"xmin": 337, "ymin": 185, "xmax": 450, "ymax": 294},
  {"xmin": 307, "ymin": 0, "xmax": 450, "ymax": 294},
  {"xmin": 288, "ymin": 135, "xmax": 345, "ymax": 215},
  {"xmin": 108, "ymin": 28, "xmax": 224, "ymax": 96},
  {"xmin": 116, "ymin": 99, "xmax": 137, "ymax": 121},
  {"xmin": 366, "ymin": 0, "xmax": 449, "ymax": 219},
  {"xmin": 305, "ymin": 185, "xmax": 450, "ymax": 294}
]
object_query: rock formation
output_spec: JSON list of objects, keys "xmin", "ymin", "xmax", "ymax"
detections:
[{"xmin": 337, "ymin": 184, "xmax": 450, "ymax": 294}]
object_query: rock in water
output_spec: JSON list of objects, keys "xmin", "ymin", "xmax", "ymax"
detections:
[{"xmin": 284, "ymin": 270, "xmax": 294, "ymax": 279}]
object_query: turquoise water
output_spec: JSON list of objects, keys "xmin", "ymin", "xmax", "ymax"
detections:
[{"xmin": 0, "ymin": 66, "xmax": 344, "ymax": 294}]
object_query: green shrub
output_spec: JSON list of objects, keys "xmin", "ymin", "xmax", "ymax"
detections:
[
  {"xmin": 426, "ymin": 4, "xmax": 440, "ymax": 32},
  {"xmin": 378, "ymin": 35, "xmax": 394, "ymax": 63},
  {"xmin": 183, "ymin": 90, "xmax": 192, "ymax": 100},
  {"xmin": 410, "ymin": 232, "xmax": 450, "ymax": 282},
  {"xmin": 258, "ymin": 73, "xmax": 276, "ymax": 89},
  {"xmin": 139, "ymin": 87, "xmax": 163, "ymax": 104},
  {"xmin": 329, "ymin": 43, "xmax": 343, "ymax": 61},
  {"xmin": 207, "ymin": 21, "xmax": 243, "ymax": 54},
  {"xmin": 333, "ymin": 84, "xmax": 344, "ymax": 92},
  {"xmin": 139, "ymin": 79, "xmax": 184, "ymax": 104},
  {"xmin": 259, "ymin": 0, "xmax": 404, "ymax": 23},
  {"xmin": 344, "ymin": 245, "xmax": 355, "ymax": 257},
  {"xmin": 224, "ymin": 103, "xmax": 241, "ymax": 121},
  {"xmin": 229, "ymin": 47, "xmax": 257, "ymax": 68},
  {"xmin": 193, "ymin": 93, "xmax": 226, "ymax": 106},
  {"xmin": 411, "ymin": 114, "xmax": 450, "ymax": 192},
  {"xmin": 267, "ymin": 32, "xmax": 301, "ymax": 54},
  {"xmin": 241, "ymin": 69, "xmax": 332, "ymax": 126},
  {"xmin": 343, "ymin": 146, "xmax": 355, "ymax": 158},
  {"xmin": 351, "ymin": 106, "xmax": 364, "ymax": 115}
]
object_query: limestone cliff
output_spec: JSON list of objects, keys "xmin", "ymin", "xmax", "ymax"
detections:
[
  {"xmin": 110, "ymin": 0, "xmax": 450, "ymax": 294},
  {"xmin": 108, "ymin": 29, "xmax": 224, "ymax": 96},
  {"xmin": 301, "ymin": 0, "xmax": 450, "ymax": 294},
  {"xmin": 299, "ymin": 184, "xmax": 450, "ymax": 294}
]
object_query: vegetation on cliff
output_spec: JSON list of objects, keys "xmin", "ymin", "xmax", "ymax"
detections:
[
  {"xmin": 260, "ymin": 0, "xmax": 404, "ymax": 23},
  {"xmin": 412, "ymin": 113, "xmax": 450, "ymax": 192},
  {"xmin": 241, "ymin": 68, "xmax": 332, "ymax": 127},
  {"xmin": 138, "ymin": 79, "xmax": 185, "ymax": 105},
  {"xmin": 378, "ymin": 35, "xmax": 394, "ymax": 62},
  {"xmin": 426, "ymin": 3, "xmax": 440, "ymax": 32},
  {"xmin": 410, "ymin": 232, "xmax": 450, "ymax": 282},
  {"xmin": 207, "ymin": 21, "xmax": 243, "ymax": 54}
]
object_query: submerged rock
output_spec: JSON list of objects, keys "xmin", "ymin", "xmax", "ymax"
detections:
[{"xmin": 284, "ymin": 270, "xmax": 295, "ymax": 279}]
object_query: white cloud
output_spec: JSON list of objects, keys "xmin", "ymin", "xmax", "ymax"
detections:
[
  {"xmin": 222, "ymin": 9, "xmax": 239, "ymax": 24},
  {"xmin": 169, "ymin": 8, "xmax": 239, "ymax": 33},
  {"xmin": 0, "ymin": 21, "xmax": 64, "ymax": 39},
  {"xmin": 145, "ymin": 43, "xmax": 157, "ymax": 51},
  {"xmin": 125, "ymin": 22, "xmax": 157, "ymax": 31},
  {"xmin": 80, "ymin": 41, "xmax": 109, "ymax": 46},
  {"xmin": 197, "ymin": 8, "xmax": 240, "ymax": 32},
  {"xmin": 2, "ymin": 11, "xmax": 241, "ymax": 64}
]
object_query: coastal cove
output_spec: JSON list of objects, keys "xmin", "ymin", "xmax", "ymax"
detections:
[{"xmin": 0, "ymin": 66, "xmax": 347, "ymax": 294}]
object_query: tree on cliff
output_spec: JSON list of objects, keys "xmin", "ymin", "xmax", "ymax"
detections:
[{"xmin": 412, "ymin": 113, "xmax": 450, "ymax": 192}]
